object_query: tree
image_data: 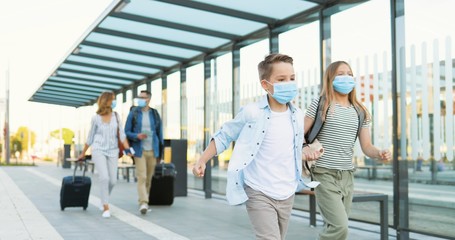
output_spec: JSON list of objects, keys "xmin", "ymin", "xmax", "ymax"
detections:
[
  {"xmin": 14, "ymin": 126, "xmax": 36, "ymax": 152},
  {"xmin": 50, "ymin": 128, "xmax": 75, "ymax": 144}
]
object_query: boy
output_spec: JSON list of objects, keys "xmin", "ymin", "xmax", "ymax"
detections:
[{"xmin": 193, "ymin": 53, "xmax": 320, "ymax": 239}]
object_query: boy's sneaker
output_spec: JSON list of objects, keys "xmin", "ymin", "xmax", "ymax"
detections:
[{"xmin": 139, "ymin": 203, "xmax": 148, "ymax": 215}]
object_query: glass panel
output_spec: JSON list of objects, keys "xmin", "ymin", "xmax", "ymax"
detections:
[
  {"xmin": 49, "ymin": 76, "xmax": 120, "ymax": 89},
  {"xmin": 60, "ymin": 63, "xmax": 144, "ymax": 79},
  {"xmin": 210, "ymin": 53, "xmax": 233, "ymax": 195},
  {"xmin": 186, "ymin": 63, "xmax": 204, "ymax": 190},
  {"xmin": 194, "ymin": 0, "xmax": 317, "ymax": 19},
  {"xmin": 100, "ymin": 17, "xmax": 228, "ymax": 49},
  {"xmin": 151, "ymin": 79, "xmax": 162, "ymax": 114},
  {"xmin": 166, "ymin": 72, "xmax": 181, "ymax": 139},
  {"xmin": 137, "ymin": 84, "xmax": 146, "ymax": 93},
  {"xmin": 79, "ymin": 45, "xmax": 178, "ymax": 67},
  {"xmin": 122, "ymin": 0, "xmax": 264, "ymax": 36},
  {"xmin": 404, "ymin": 0, "xmax": 455, "ymax": 238},
  {"xmin": 331, "ymin": 0, "xmax": 394, "ymax": 230},
  {"xmin": 239, "ymin": 39, "xmax": 268, "ymax": 105},
  {"xmin": 279, "ymin": 21, "xmax": 321, "ymax": 111},
  {"xmin": 56, "ymin": 70, "xmax": 131, "ymax": 85},
  {"xmin": 67, "ymin": 55, "xmax": 160, "ymax": 74}
]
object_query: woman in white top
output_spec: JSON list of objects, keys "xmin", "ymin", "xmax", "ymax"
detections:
[{"xmin": 78, "ymin": 91, "xmax": 130, "ymax": 218}]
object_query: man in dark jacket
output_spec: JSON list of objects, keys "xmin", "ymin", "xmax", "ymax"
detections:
[{"xmin": 125, "ymin": 90, "xmax": 163, "ymax": 214}]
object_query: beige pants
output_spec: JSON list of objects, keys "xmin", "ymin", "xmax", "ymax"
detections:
[
  {"xmin": 312, "ymin": 167, "xmax": 354, "ymax": 240},
  {"xmin": 245, "ymin": 186, "xmax": 295, "ymax": 240},
  {"xmin": 135, "ymin": 150, "xmax": 157, "ymax": 205}
]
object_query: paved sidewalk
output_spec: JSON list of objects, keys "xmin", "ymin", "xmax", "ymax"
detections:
[{"xmin": 0, "ymin": 162, "xmax": 446, "ymax": 240}]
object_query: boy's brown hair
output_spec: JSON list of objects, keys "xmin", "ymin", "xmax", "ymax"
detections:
[
  {"xmin": 96, "ymin": 91, "xmax": 115, "ymax": 115},
  {"xmin": 257, "ymin": 53, "xmax": 294, "ymax": 81}
]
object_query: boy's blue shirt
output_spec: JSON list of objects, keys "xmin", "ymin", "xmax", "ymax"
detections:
[
  {"xmin": 212, "ymin": 95, "xmax": 310, "ymax": 205},
  {"xmin": 125, "ymin": 107, "xmax": 163, "ymax": 158}
]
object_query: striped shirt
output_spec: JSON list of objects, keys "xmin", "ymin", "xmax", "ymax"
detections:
[
  {"xmin": 306, "ymin": 98, "xmax": 370, "ymax": 170},
  {"xmin": 86, "ymin": 112, "xmax": 126, "ymax": 157}
]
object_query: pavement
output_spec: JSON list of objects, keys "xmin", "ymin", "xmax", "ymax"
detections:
[{"xmin": 0, "ymin": 161, "xmax": 451, "ymax": 240}]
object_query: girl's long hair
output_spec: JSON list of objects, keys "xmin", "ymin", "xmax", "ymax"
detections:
[
  {"xmin": 320, "ymin": 61, "xmax": 370, "ymax": 121},
  {"xmin": 96, "ymin": 91, "xmax": 115, "ymax": 115}
]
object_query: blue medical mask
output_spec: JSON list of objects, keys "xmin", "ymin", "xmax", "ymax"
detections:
[
  {"xmin": 265, "ymin": 81, "xmax": 298, "ymax": 104},
  {"xmin": 111, "ymin": 100, "xmax": 117, "ymax": 109},
  {"xmin": 333, "ymin": 76, "xmax": 356, "ymax": 95},
  {"xmin": 134, "ymin": 98, "xmax": 147, "ymax": 107}
]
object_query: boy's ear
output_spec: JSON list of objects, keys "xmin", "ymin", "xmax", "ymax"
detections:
[{"xmin": 260, "ymin": 79, "xmax": 268, "ymax": 90}]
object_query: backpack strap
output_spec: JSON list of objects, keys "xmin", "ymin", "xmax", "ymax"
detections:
[
  {"xmin": 353, "ymin": 105, "xmax": 365, "ymax": 140},
  {"xmin": 305, "ymin": 96, "xmax": 328, "ymax": 144}
]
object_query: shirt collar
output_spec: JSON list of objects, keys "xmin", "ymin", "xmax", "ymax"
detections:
[{"xmin": 257, "ymin": 94, "xmax": 297, "ymax": 113}]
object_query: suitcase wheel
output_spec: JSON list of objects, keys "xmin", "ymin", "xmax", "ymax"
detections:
[
  {"xmin": 83, "ymin": 206, "xmax": 87, "ymax": 210},
  {"xmin": 61, "ymin": 207, "xmax": 65, "ymax": 211}
]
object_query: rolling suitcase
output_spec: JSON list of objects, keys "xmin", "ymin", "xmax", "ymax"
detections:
[
  {"xmin": 149, "ymin": 162, "xmax": 176, "ymax": 205},
  {"xmin": 60, "ymin": 158, "xmax": 91, "ymax": 211}
]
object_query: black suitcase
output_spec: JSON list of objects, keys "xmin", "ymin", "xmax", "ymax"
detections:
[
  {"xmin": 149, "ymin": 163, "xmax": 176, "ymax": 205},
  {"xmin": 60, "ymin": 159, "xmax": 91, "ymax": 211}
]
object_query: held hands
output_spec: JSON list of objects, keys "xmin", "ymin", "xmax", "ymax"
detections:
[
  {"xmin": 379, "ymin": 149, "xmax": 392, "ymax": 161},
  {"xmin": 302, "ymin": 139, "xmax": 324, "ymax": 161},
  {"xmin": 192, "ymin": 160, "xmax": 206, "ymax": 178}
]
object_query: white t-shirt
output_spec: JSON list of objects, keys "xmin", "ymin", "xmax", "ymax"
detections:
[{"xmin": 243, "ymin": 107, "xmax": 297, "ymax": 200}]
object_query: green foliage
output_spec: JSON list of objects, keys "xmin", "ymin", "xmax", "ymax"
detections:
[
  {"xmin": 50, "ymin": 128, "xmax": 74, "ymax": 144},
  {"xmin": 14, "ymin": 126, "xmax": 36, "ymax": 152},
  {"xmin": 10, "ymin": 136, "xmax": 22, "ymax": 152}
]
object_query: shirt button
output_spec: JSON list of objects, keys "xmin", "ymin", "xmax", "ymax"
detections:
[
  {"xmin": 267, "ymin": 117, "xmax": 270, "ymax": 119},
  {"xmin": 257, "ymin": 143, "xmax": 259, "ymax": 145},
  {"xmin": 251, "ymin": 154, "xmax": 253, "ymax": 156},
  {"xmin": 249, "ymin": 125, "xmax": 251, "ymax": 128},
  {"xmin": 236, "ymin": 169, "xmax": 239, "ymax": 171},
  {"xmin": 262, "ymin": 130, "xmax": 265, "ymax": 133},
  {"xmin": 244, "ymin": 163, "xmax": 247, "ymax": 165},
  {"xmin": 295, "ymin": 134, "xmax": 298, "ymax": 136}
]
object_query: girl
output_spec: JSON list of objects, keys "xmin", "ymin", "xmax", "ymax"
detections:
[{"xmin": 303, "ymin": 61, "xmax": 391, "ymax": 240}]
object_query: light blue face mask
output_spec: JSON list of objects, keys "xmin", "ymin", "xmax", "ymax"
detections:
[
  {"xmin": 265, "ymin": 81, "xmax": 298, "ymax": 104},
  {"xmin": 333, "ymin": 75, "xmax": 356, "ymax": 95},
  {"xmin": 134, "ymin": 98, "xmax": 147, "ymax": 107},
  {"xmin": 111, "ymin": 100, "xmax": 117, "ymax": 109}
]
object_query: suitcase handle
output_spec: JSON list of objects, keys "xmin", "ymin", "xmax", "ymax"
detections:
[{"xmin": 72, "ymin": 157, "xmax": 89, "ymax": 183}]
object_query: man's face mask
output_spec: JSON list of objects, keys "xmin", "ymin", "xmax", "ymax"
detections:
[
  {"xmin": 111, "ymin": 100, "xmax": 117, "ymax": 109},
  {"xmin": 134, "ymin": 98, "xmax": 147, "ymax": 107},
  {"xmin": 332, "ymin": 75, "xmax": 356, "ymax": 95},
  {"xmin": 264, "ymin": 81, "xmax": 298, "ymax": 104}
]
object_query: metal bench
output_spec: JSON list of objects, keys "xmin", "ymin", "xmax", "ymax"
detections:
[
  {"xmin": 296, "ymin": 190, "xmax": 389, "ymax": 240},
  {"xmin": 117, "ymin": 164, "xmax": 136, "ymax": 182}
]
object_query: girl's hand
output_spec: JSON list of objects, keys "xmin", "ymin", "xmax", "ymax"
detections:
[{"xmin": 379, "ymin": 149, "xmax": 392, "ymax": 161}]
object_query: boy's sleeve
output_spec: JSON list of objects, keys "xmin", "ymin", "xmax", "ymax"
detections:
[{"xmin": 211, "ymin": 107, "xmax": 247, "ymax": 155}]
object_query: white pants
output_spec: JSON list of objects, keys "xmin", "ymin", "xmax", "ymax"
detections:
[{"xmin": 92, "ymin": 152, "xmax": 118, "ymax": 205}]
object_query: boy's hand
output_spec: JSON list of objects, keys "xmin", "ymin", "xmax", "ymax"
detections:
[
  {"xmin": 192, "ymin": 161, "xmax": 206, "ymax": 178},
  {"xmin": 137, "ymin": 133, "xmax": 147, "ymax": 140}
]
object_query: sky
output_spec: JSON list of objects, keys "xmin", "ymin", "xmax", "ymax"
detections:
[{"xmin": 0, "ymin": 0, "xmax": 116, "ymax": 141}]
